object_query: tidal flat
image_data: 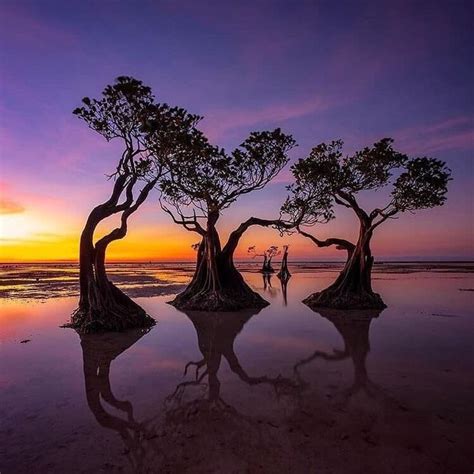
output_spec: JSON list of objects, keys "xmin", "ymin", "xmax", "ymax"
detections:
[{"xmin": 0, "ymin": 262, "xmax": 473, "ymax": 473}]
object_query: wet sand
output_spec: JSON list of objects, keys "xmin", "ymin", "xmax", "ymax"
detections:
[{"xmin": 0, "ymin": 263, "xmax": 473, "ymax": 473}]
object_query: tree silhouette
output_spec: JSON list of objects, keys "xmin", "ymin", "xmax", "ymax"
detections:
[
  {"xmin": 294, "ymin": 308, "xmax": 382, "ymax": 399},
  {"xmin": 70, "ymin": 76, "xmax": 203, "ymax": 332},
  {"xmin": 78, "ymin": 328, "xmax": 152, "ymax": 470},
  {"xmin": 277, "ymin": 244, "xmax": 291, "ymax": 281},
  {"xmin": 248, "ymin": 245, "xmax": 280, "ymax": 273},
  {"xmin": 159, "ymin": 129, "xmax": 298, "ymax": 311},
  {"xmin": 168, "ymin": 309, "xmax": 300, "ymax": 408},
  {"xmin": 283, "ymin": 138, "xmax": 451, "ymax": 309}
]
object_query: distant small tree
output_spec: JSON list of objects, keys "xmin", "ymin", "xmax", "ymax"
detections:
[
  {"xmin": 283, "ymin": 138, "xmax": 451, "ymax": 309},
  {"xmin": 248, "ymin": 245, "xmax": 280, "ymax": 273},
  {"xmin": 70, "ymin": 77, "xmax": 202, "ymax": 332},
  {"xmin": 277, "ymin": 245, "xmax": 291, "ymax": 281},
  {"xmin": 159, "ymin": 128, "xmax": 298, "ymax": 311}
]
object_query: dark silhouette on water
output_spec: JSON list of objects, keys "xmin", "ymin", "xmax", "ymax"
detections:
[
  {"xmin": 248, "ymin": 245, "xmax": 280, "ymax": 273},
  {"xmin": 78, "ymin": 328, "xmax": 152, "ymax": 470},
  {"xmin": 294, "ymin": 308, "xmax": 383, "ymax": 399},
  {"xmin": 69, "ymin": 77, "xmax": 205, "ymax": 332},
  {"xmin": 159, "ymin": 129, "xmax": 301, "ymax": 311},
  {"xmin": 283, "ymin": 138, "xmax": 451, "ymax": 309},
  {"xmin": 168, "ymin": 309, "xmax": 299, "ymax": 408},
  {"xmin": 72, "ymin": 303, "xmax": 470, "ymax": 474},
  {"xmin": 262, "ymin": 273, "xmax": 278, "ymax": 298},
  {"xmin": 77, "ymin": 310, "xmax": 302, "ymax": 472},
  {"xmin": 277, "ymin": 245, "xmax": 291, "ymax": 281},
  {"xmin": 280, "ymin": 276, "xmax": 289, "ymax": 306}
]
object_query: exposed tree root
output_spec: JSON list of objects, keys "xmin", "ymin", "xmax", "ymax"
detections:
[
  {"xmin": 67, "ymin": 281, "xmax": 155, "ymax": 333},
  {"xmin": 303, "ymin": 287, "xmax": 386, "ymax": 310},
  {"xmin": 170, "ymin": 286, "xmax": 268, "ymax": 312}
]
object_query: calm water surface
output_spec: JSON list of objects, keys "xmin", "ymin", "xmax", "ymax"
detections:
[{"xmin": 1, "ymin": 266, "xmax": 473, "ymax": 473}]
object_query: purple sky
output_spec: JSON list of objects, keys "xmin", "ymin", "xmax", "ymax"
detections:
[{"xmin": 1, "ymin": 0, "xmax": 473, "ymax": 261}]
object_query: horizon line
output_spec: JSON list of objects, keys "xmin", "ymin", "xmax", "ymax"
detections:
[{"xmin": 1, "ymin": 258, "xmax": 473, "ymax": 265}]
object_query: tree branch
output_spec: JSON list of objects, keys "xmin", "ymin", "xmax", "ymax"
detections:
[
  {"xmin": 370, "ymin": 208, "xmax": 399, "ymax": 230},
  {"xmin": 336, "ymin": 190, "xmax": 369, "ymax": 221},
  {"xmin": 95, "ymin": 177, "xmax": 159, "ymax": 251},
  {"xmin": 222, "ymin": 216, "xmax": 296, "ymax": 256},
  {"xmin": 297, "ymin": 227, "xmax": 355, "ymax": 254},
  {"xmin": 160, "ymin": 201, "xmax": 206, "ymax": 236}
]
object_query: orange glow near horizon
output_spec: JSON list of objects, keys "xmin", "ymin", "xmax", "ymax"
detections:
[
  {"xmin": 1, "ymin": 217, "xmax": 472, "ymax": 263},
  {"xmin": 0, "ymin": 177, "xmax": 472, "ymax": 263}
]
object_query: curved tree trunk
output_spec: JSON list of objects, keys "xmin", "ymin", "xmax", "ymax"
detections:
[
  {"xmin": 260, "ymin": 254, "xmax": 271, "ymax": 273},
  {"xmin": 170, "ymin": 213, "xmax": 268, "ymax": 311},
  {"xmin": 303, "ymin": 222, "xmax": 386, "ymax": 309},
  {"xmin": 170, "ymin": 239, "xmax": 268, "ymax": 311},
  {"xmin": 277, "ymin": 246, "xmax": 291, "ymax": 281},
  {"xmin": 70, "ymin": 178, "xmax": 156, "ymax": 333},
  {"xmin": 263, "ymin": 255, "xmax": 276, "ymax": 273},
  {"xmin": 170, "ymin": 215, "xmax": 296, "ymax": 311}
]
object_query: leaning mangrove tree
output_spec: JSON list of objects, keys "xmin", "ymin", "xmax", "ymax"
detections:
[
  {"xmin": 159, "ymin": 129, "xmax": 298, "ymax": 311},
  {"xmin": 71, "ymin": 76, "xmax": 203, "ymax": 332},
  {"xmin": 283, "ymin": 138, "xmax": 451, "ymax": 309}
]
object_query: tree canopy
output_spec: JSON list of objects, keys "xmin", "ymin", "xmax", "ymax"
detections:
[
  {"xmin": 283, "ymin": 138, "xmax": 451, "ymax": 230},
  {"xmin": 283, "ymin": 137, "xmax": 451, "ymax": 310},
  {"xmin": 159, "ymin": 128, "xmax": 296, "ymax": 232}
]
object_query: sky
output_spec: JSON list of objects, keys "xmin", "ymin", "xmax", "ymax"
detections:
[{"xmin": 0, "ymin": 0, "xmax": 473, "ymax": 262}]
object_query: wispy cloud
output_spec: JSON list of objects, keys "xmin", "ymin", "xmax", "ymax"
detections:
[
  {"xmin": 0, "ymin": 4, "xmax": 77, "ymax": 48},
  {"xmin": 201, "ymin": 95, "xmax": 331, "ymax": 141},
  {"xmin": 0, "ymin": 198, "xmax": 24, "ymax": 215},
  {"xmin": 394, "ymin": 116, "xmax": 474, "ymax": 154}
]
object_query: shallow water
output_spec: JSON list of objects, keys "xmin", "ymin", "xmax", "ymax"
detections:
[{"xmin": 1, "ymin": 264, "xmax": 473, "ymax": 473}]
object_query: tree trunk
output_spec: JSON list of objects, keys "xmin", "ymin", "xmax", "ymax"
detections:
[
  {"xmin": 170, "ymin": 214, "xmax": 268, "ymax": 311},
  {"xmin": 70, "ymin": 178, "xmax": 156, "ymax": 333},
  {"xmin": 277, "ymin": 246, "xmax": 291, "ymax": 281},
  {"xmin": 72, "ymin": 243, "xmax": 153, "ymax": 333},
  {"xmin": 170, "ymin": 214, "xmax": 295, "ymax": 311},
  {"xmin": 263, "ymin": 255, "xmax": 275, "ymax": 273},
  {"xmin": 304, "ymin": 222, "xmax": 386, "ymax": 309},
  {"xmin": 170, "ymin": 244, "xmax": 268, "ymax": 311},
  {"xmin": 260, "ymin": 254, "xmax": 271, "ymax": 273}
]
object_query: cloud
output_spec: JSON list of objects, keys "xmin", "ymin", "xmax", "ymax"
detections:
[
  {"xmin": 0, "ymin": 198, "xmax": 24, "ymax": 215},
  {"xmin": 201, "ymin": 95, "xmax": 331, "ymax": 141},
  {"xmin": 0, "ymin": 4, "xmax": 77, "ymax": 49},
  {"xmin": 394, "ymin": 116, "xmax": 474, "ymax": 154}
]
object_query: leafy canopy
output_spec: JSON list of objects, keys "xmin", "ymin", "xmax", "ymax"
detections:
[
  {"xmin": 283, "ymin": 138, "xmax": 451, "ymax": 228},
  {"xmin": 160, "ymin": 128, "xmax": 296, "ymax": 216},
  {"xmin": 73, "ymin": 76, "xmax": 205, "ymax": 180}
]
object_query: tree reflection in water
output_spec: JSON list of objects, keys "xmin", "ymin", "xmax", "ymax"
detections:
[
  {"xmin": 77, "ymin": 312, "xmax": 301, "ymax": 472},
  {"xmin": 78, "ymin": 328, "xmax": 153, "ymax": 471},
  {"xmin": 76, "ymin": 307, "xmax": 468, "ymax": 473},
  {"xmin": 294, "ymin": 308, "xmax": 388, "ymax": 402},
  {"xmin": 167, "ymin": 309, "xmax": 300, "ymax": 412}
]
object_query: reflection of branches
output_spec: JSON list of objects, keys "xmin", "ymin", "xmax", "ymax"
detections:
[
  {"xmin": 167, "ymin": 309, "xmax": 303, "ymax": 415},
  {"xmin": 293, "ymin": 308, "xmax": 387, "ymax": 403},
  {"xmin": 248, "ymin": 245, "xmax": 281, "ymax": 273},
  {"xmin": 262, "ymin": 273, "xmax": 278, "ymax": 298},
  {"xmin": 79, "ymin": 328, "xmax": 156, "ymax": 472},
  {"xmin": 280, "ymin": 277, "xmax": 289, "ymax": 306}
]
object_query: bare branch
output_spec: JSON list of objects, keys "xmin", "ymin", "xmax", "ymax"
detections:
[{"xmin": 297, "ymin": 227, "xmax": 355, "ymax": 254}]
